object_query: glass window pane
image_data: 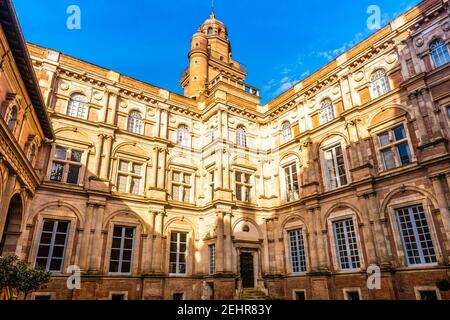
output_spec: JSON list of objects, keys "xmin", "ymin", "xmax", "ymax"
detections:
[
  {"xmin": 132, "ymin": 163, "xmax": 142, "ymax": 175},
  {"xmin": 393, "ymin": 126, "xmax": 406, "ymax": 141},
  {"xmin": 173, "ymin": 172, "xmax": 181, "ymax": 182},
  {"xmin": 67, "ymin": 165, "xmax": 81, "ymax": 184},
  {"xmin": 378, "ymin": 132, "xmax": 390, "ymax": 146},
  {"xmin": 183, "ymin": 174, "xmax": 191, "ymax": 184},
  {"xmin": 70, "ymin": 150, "xmax": 83, "ymax": 162},
  {"xmin": 130, "ymin": 177, "xmax": 141, "ymax": 195},
  {"xmin": 381, "ymin": 149, "xmax": 396, "ymax": 170},
  {"xmin": 55, "ymin": 147, "xmax": 67, "ymax": 160},
  {"xmin": 397, "ymin": 143, "xmax": 411, "ymax": 165},
  {"xmin": 117, "ymin": 175, "xmax": 128, "ymax": 193},
  {"xmin": 118, "ymin": 161, "xmax": 129, "ymax": 172},
  {"xmin": 50, "ymin": 162, "xmax": 64, "ymax": 182}
]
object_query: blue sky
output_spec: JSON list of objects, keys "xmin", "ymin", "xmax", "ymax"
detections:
[{"xmin": 14, "ymin": 0, "xmax": 420, "ymax": 103}]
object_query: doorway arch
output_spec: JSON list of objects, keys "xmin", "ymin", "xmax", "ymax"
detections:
[{"xmin": 0, "ymin": 194, "xmax": 23, "ymax": 256}]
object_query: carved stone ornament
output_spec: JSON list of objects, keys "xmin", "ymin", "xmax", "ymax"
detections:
[
  {"xmin": 353, "ymin": 71, "xmax": 365, "ymax": 82},
  {"xmin": 415, "ymin": 37, "xmax": 424, "ymax": 48},
  {"xmin": 59, "ymin": 81, "xmax": 69, "ymax": 91}
]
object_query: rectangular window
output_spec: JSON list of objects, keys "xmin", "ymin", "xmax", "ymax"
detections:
[
  {"xmin": 396, "ymin": 205, "xmax": 437, "ymax": 266},
  {"xmin": 283, "ymin": 163, "xmax": 300, "ymax": 202},
  {"xmin": 235, "ymin": 171, "xmax": 252, "ymax": 202},
  {"xmin": 116, "ymin": 160, "xmax": 143, "ymax": 195},
  {"xmin": 324, "ymin": 144, "xmax": 348, "ymax": 190},
  {"xmin": 294, "ymin": 291, "xmax": 306, "ymax": 301},
  {"xmin": 109, "ymin": 226, "xmax": 135, "ymax": 274},
  {"xmin": 170, "ymin": 232, "xmax": 188, "ymax": 275},
  {"xmin": 378, "ymin": 125, "xmax": 411, "ymax": 171},
  {"xmin": 345, "ymin": 291, "xmax": 361, "ymax": 301},
  {"xmin": 288, "ymin": 229, "xmax": 307, "ymax": 273},
  {"xmin": 173, "ymin": 293, "xmax": 184, "ymax": 300},
  {"xmin": 419, "ymin": 290, "xmax": 438, "ymax": 301},
  {"xmin": 171, "ymin": 171, "xmax": 192, "ymax": 203},
  {"xmin": 49, "ymin": 146, "xmax": 83, "ymax": 185},
  {"xmin": 35, "ymin": 220, "xmax": 70, "ymax": 272},
  {"xmin": 333, "ymin": 219, "xmax": 361, "ymax": 270},
  {"xmin": 209, "ymin": 244, "xmax": 215, "ymax": 275}
]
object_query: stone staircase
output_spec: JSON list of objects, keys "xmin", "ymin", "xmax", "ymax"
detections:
[{"xmin": 239, "ymin": 288, "xmax": 270, "ymax": 300}]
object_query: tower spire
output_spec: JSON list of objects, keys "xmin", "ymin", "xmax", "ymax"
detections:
[{"xmin": 211, "ymin": 0, "xmax": 215, "ymax": 18}]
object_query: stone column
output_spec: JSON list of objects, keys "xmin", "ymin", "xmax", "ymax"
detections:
[
  {"xmin": 157, "ymin": 148, "xmax": 167, "ymax": 190},
  {"xmin": 408, "ymin": 92, "xmax": 429, "ymax": 145},
  {"xmin": 367, "ymin": 193, "xmax": 390, "ymax": 266},
  {"xmin": 308, "ymin": 209, "xmax": 319, "ymax": 272},
  {"xmin": 89, "ymin": 205, "xmax": 105, "ymax": 272},
  {"xmin": 315, "ymin": 207, "xmax": 328, "ymax": 271},
  {"xmin": 152, "ymin": 211, "xmax": 165, "ymax": 273},
  {"xmin": 93, "ymin": 134, "xmax": 104, "ymax": 177},
  {"xmin": 159, "ymin": 106, "xmax": 169, "ymax": 140},
  {"xmin": 358, "ymin": 195, "xmax": 378, "ymax": 265},
  {"xmin": 217, "ymin": 109, "xmax": 223, "ymax": 140},
  {"xmin": 151, "ymin": 147, "xmax": 159, "ymax": 188},
  {"xmin": 224, "ymin": 212, "xmax": 233, "ymax": 272},
  {"xmin": 273, "ymin": 218, "xmax": 284, "ymax": 273},
  {"xmin": 215, "ymin": 212, "xmax": 225, "ymax": 273},
  {"xmin": 421, "ymin": 88, "xmax": 442, "ymax": 138},
  {"xmin": 345, "ymin": 120, "xmax": 362, "ymax": 169},
  {"xmin": 79, "ymin": 204, "xmax": 94, "ymax": 271},
  {"xmin": 406, "ymin": 38, "xmax": 424, "ymax": 74},
  {"xmin": 216, "ymin": 149, "xmax": 223, "ymax": 189},
  {"xmin": 143, "ymin": 211, "xmax": 156, "ymax": 273},
  {"xmin": 0, "ymin": 173, "xmax": 17, "ymax": 234},
  {"xmin": 223, "ymin": 148, "xmax": 230, "ymax": 190},
  {"xmin": 266, "ymin": 219, "xmax": 276, "ymax": 273},
  {"xmin": 106, "ymin": 89, "xmax": 119, "ymax": 125},
  {"xmin": 431, "ymin": 176, "xmax": 450, "ymax": 250},
  {"xmin": 100, "ymin": 135, "xmax": 113, "ymax": 180}
]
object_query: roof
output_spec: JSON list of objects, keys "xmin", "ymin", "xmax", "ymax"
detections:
[{"xmin": 0, "ymin": 0, "xmax": 54, "ymax": 139}]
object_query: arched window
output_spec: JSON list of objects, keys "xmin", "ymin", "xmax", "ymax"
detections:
[
  {"xmin": 281, "ymin": 121, "xmax": 293, "ymax": 143},
  {"xmin": 67, "ymin": 94, "xmax": 88, "ymax": 119},
  {"xmin": 236, "ymin": 126, "xmax": 247, "ymax": 147},
  {"xmin": 207, "ymin": 27, "xmax": 214, "ymax": 36},
  {"xmin": 127, "ymin": 111, "xmax": 143, "ymax": 134},
  {"xmin": 370, "ymin": 69, "xmax": 391, "ymax": 99},
  {"xmin": 320, "ymin": 100, "xmax": 335, "ymax": 125},
  {"xmin": 430, "ymin": 39, "xmax": 450, "ymax": 68},
  {"xmin": 177, "ymin": 125, "xmax": 190, "ymax": 147},
  {"xmin": 6, "ymin": 105, "xmax": 18, "ymax": 131}
]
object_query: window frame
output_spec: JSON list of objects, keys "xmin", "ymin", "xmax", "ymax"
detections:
[
  {"xmin": 127, "ymin": 110, "xmax": 144, "ymax": 135},
  {"xmin": 322, "ymin": 141, "xmax": 349, "ymax": 191},
  {"xmin": 370, "ymin": 69, "xmax": 391, "ymax": 100},
  {"xmin": 177, "ymin": 125, "xmax": 190, "ymax": 147},
  {"xmin": 115, "ymin": 158, "xmax": 145, "ymax": 195},
  {"xmin": 387, "ymin": 196, "xmax": 441, "ymax": 268},
  {"xmin": 343, "ymin": 288, "xmax": 362, "ymax": 300},
  {"xmin": 286, "ymin": 228, "xmax": 307, "ymax": 274},
  {"xmin": 281, "ymin": 121, "xmax": 293, "ymax": 144},
  {"xmin": 429, "ymin": 38, "xmax": 450, "ymax": 69},
  {"xmin": 66, "ymin": 93, "xmax": 89, "ymax": 120},
  {"xmin": 236, "ymin": 126, "xmax": 247, "ymax": 148},
  {"xmin": 208, "ymin": 244, "xmax": 215, "ymax": 275},
  {"xmin": 395, "ymin": 204, "xmax": 438, "ymax": 267},
  {"xmin": 319, "ymin": 99, "xmax": 335, "ymax": 125},
  {"xmin": 6, "ymin": 105, "xmax": 18, "ymax": 132},
  {"xmin": 108, "ymin": 225, "xmax": 136, "ymax": 275},
  {"xmin": 169, "ymin": 230, "xmax": 189, "ymax": 276},
  {"xmin": 280, "ymin": 159, "xmax": 301, "ymax": 203},
  {"xmin": 234, "ymin": 170, "xmax": 253, "ymax": 203},
  {"xmin": 170, "ymin": 169, "xmax": 194, "ymax": 203},
  {"xmin": 371, "ymin": 119, "xmax": 416, "ymax": 173},
  {"xmin": 46, "ymin": 144, "xmax": 86, "ymax": 186},
  {"xmin": 327, "ymin": 212, "xmax": 364, "ymax": 272},
  {"xmin": 414, "ymin": 286, "xmax": 441, "ymax": 300},
  {"xmin": 34, "ymin": 219, "xmax": 70, "ymax": 273}
]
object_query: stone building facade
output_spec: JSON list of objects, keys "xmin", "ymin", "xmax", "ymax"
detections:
[
  {"xmin": 0, "ymin": 0, "xmax": 54, "ymax": 272},
  {"xmin": 2, "ymin": 0, "xmax": 450, "ymax": 300}
]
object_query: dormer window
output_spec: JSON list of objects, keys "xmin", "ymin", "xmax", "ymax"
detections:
[{"xmin": 207, "ymin": 27, "xmax": 213, "ymax": 36}]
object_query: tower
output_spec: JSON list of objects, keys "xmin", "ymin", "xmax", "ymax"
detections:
[{"xmin": 180, "ymin": 10, "xmax": 249, "ymax": 100}]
